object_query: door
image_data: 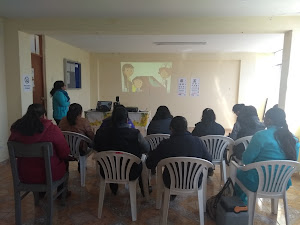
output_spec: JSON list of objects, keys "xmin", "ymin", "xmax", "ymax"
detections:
[{"xmin": 31, "ymin": 53, "xmax": 44, "ymax": 105}]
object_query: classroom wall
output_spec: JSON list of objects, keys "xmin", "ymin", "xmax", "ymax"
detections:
[
  {"xmin": 90, "ymin": 53, "xmax": 275, "ymax": 129},
  {"xmin": 0, "ymin": 19, "xmax": 9, "ymax": 162},
  {"xmin": 284, "ymin": 30, "xmax": 300, "ymax": 139},
  {"xmin": 1, "ymin": 16, "xmax": 296, "ymax": 162},
  {"xmin": 18, "ymin": 31, "xmax": 33, "ymax": 114},
  {"xmin": 4, "ymin": 20, "xmax": 23, "ymax": 129},
  {"xmin": 44, "ymin": 36, "xmax": 91, "ymax": 120}
]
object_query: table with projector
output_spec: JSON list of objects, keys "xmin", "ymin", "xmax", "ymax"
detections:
[{"xmin": 84, "ymin": 109, "xmax": 151, "ymax": 136}]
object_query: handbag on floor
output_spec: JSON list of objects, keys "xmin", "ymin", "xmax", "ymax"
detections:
[
  {"xmin": 206, "ymin": 177, "xmax": 234, "ymax": 220},
  {"xmin": 216, "ymin": 196, "xmax": 248, "ymax": 225}
]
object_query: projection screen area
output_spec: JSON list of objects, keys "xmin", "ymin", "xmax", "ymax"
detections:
[{"xmin": 121, "ymin": 62, "xmax": 173, "ymax": 93}]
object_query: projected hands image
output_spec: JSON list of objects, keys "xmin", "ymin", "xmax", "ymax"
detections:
[{"xmin": 121, "ymin": 62, "xmax": 172, "ymax": 93}]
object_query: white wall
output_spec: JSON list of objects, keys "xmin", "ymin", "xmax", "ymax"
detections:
[
  {"xmin": 44, "ymin": 36, "xmax": 91, "ymax": 120},
  {"xmin": 4, "ymin": 19, "xmax": 23, "ymax": 129},
  {"xmin": 0, "ymin": 19, "xmax": 9, "ymax": 162},
  {"xmin": 90, "ymin": 53, "xmax": 276, "ymax": 129},
  {"xmin": 18, "ymin": 31, "xmax": 33, "ymax": 114},
  {"xmin": 238, "ymin": 53, "xmax": 278, "ymax": 119},
  {"xmin": 283, "ymin": 30, "xmax": 300, "ymax": 138}
]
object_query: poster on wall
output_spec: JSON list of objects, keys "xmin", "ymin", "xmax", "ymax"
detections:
[
  {"xmin": 177, "ymin": 78, "xmax": 187, "ymax": 96},
  {"xmin": 64, "ymin": 59, "xmax": 82, "ymax": 89},
  {"xmin": 22, "ymin": 74, "xmax": 32, "ymax": 92},
  {"xmin": 190, "ymin": 78, "xmax": 200, "ymax": 97}
]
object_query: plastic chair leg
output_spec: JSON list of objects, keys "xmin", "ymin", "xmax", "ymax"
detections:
[
  {"xmin": 247, "ymin": 193, "xmax": 256, "ymax": 225},
  {"xmin": 46, "ymin": 192, "xmax": 53, "ymax": 225},
  {"xmin": 222, "ymin": 160, "xmax": 227, "ymax": 183},
  {"xmin": 14, "ymin": 192, "xmax": 22, "ymax": 225},
  {"xmin": 161, "ymin": 188, "xmax": 170, "ymax": 225},
  {"xmin": 156, "ymin": 182, "xmax": 163, "ymax": 209},
  {"xmin": 33, "ymin": 192, "xmax": 40, "ymax": 206},
  {"xmin": 79, "ymin": 156, "xmax": 86, "ymax": 187},
  {"xmin": 197, "ymin": 189, "xmax": 205, "ymax": 225},
  {"xmin": 229, "ymin": 162, "xmax": 237, "ymax": 185},
  {"xmin": 203, "ymin": 183, "xmax": 207, "ymax": 212},
  {"xmin": 271, "ymin": 198, "xmax": 279, "ymax": 214},
  {"xmin": 60, "ymin": 178, "xmax": 68, "ymax": 206},
  {"xmin": 98, "ymin": 181, "xmax": 106, "ymax": 218},
  {"xmin": 283, "ymin": 193, "xmax": 290, "ymax": 225},
  {"xmin": 141, "ymin": 164, "xmax": 149, "ymax": 200},
  {"xmin": 129, "ymin": 181, "xmax": 137, "ymax": 221}
]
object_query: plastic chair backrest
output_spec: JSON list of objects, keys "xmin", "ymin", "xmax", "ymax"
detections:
[
  {"xmin": 144, "ymin": 134, "xmax": 170, "ymax": 150},
  {"xmin": 234, "ymin": 136, "xmax": 252, "ymax": 149},
  {"xmin": 94, "ymin": 151, "xmax": 141, "ymax": 183},
  {"xmin": 245, "ymin": 160, "xmax": 300, "ymax": 195},
  {"xmin": 157, "ymin": 157, "xmax": 213, "ymax": 191},
  {"xmin": 200, "ymin": 135, "xmax": 234, "ymax": 162},
  {"xmin": 7, "ymin": 141, "xmax": 53, "ymax": 186},
  {"xmin": 62, "ymin": 131, "xmax": 93, "ymax": 159}
]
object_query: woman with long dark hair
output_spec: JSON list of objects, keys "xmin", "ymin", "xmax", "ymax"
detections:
[
  {"xmin": 9, "ymin": 104, "xmax": 70, "ymax": 186},
  {"xmin": 236, "ymin": 105, "xmax": 265, "ymax": 139},
  {"xmin": 230, "ymin": 106, "xmax": 265, "ymax": 161},
  {"xmin": 229, "ymin": 103, "xmax": 245, "ymax": 140},
  {"xmin": 235, "ymin": 107, "xmax": 300, "ymax": 203},
  {"xmin": 147, "ymin": 105, "xmax": 173, "ymax": 135},
  {"xmin": 192, "ymin": 108, "xmax": 225, "ymax": 137},
  {"xmin": 59, "ymin": 103, "xmax": 94, "ymax": 154},
  {"xmin": 50, "ymin": 80, "xmax": 70, "ymax": 125}
]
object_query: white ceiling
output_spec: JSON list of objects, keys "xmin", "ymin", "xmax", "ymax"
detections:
[
  {"xmin": 49, "ymin": 34, "xmax": 284, "ymax": 53},
  {"xmin": 1, "ymin": 0, "xmax": 300, "ymax": 18},
  {"xmin": 1, "ymin": 0, "xmax": 297, "ymax": 53}
]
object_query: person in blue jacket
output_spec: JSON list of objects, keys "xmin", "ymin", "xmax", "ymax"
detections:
[
  {"xmin": 235, "ymin": 107, "xmax": 300, "ymax": 204},
  {"xmin": 50, "ymin": 80, "xmax": 70, "ymax": 125}
]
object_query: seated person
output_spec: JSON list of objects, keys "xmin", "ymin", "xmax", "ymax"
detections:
[
  {"xmin": 9, "ymin": 104, "xmax": 70, "ymax": 196},
  {"xmin": 192, "ymin": 108, "xmax": 225, "ymax": 137},
  {"xmin": 147, "ymin": 105, "xmax": 173, "ymax": 135},
  {"xmin": 94, "ymin": 107, "xmax": 150, "ymax": 195},
  {"xmin": 235, "ymin": 107, "xmax": 300, "ymax": 204},
  {"xmin": 100, "ymin": 104, "xmax": 135, "ymax": 129},
  {"xmin": 231, "ymin": 106, "xmax": 265, "ymax": 161},
  {"xmin": 229, "ymin": 103, "xmax": 245, "ymax": 140},
  {"xmin": 236, "ymin": 105, "xmax": 265, "ymax": 139},
  {"xmin": 59, "ymin": 103, "xmax": 95, "ymax": 154},
  {"xmin": 146, "ymin": 116, "xmax": 212, "ymax": 190}
]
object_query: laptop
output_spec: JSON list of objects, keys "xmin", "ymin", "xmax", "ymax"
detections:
[{"xmin": 96, "ymin": 101, "xmax": 112, "ymax": 112}]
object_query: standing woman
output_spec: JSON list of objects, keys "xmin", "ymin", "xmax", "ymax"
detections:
[{"xmin": 50, "ymin": 80, "xmax": 70, "ymax": 125}]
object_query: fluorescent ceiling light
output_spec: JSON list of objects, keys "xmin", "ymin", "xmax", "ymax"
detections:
[{"xmin": 153, "ymin": 42, "xmax": 207, "ymax": 45}]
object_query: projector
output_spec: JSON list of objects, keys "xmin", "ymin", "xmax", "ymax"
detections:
[{"xmin": 126, "ymin": 107, "xmax": 138, "ymax": 112}]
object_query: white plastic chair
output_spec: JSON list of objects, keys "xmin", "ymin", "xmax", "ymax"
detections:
[
  {"xmin": 156, "ymin": 157, "xmax": 213, "ymax": 225},
  {"xmin": 62, "ymin": 131, "xmax": 93, "ymax": 187},
  {"xmin": 230, "ymin": 160, "xmax": 300, "ymax": 225},
  {"xmin": 231, "ymin": 136, "xmax": 252, "ymax": 165},
  {"xmin": 93, "ymin": 151, "xmax": 142, "ymax": 221},
  {"xmin": 144, "ymin": 134, "xmax": 170, "ymax": 150},
  {"xmin": 234, "ymin": 136, "xmax": 252, "ymax": 149},
  {"xmin": 200, "ymin": 135, "xmax": 234, "ymax": 183},
  {"xmin": 7, "ymin": 141, "xmax": 69, "ymax": 225},
  {"xmin": 144, "ymin": 134, "xmax": 170, "ymax": 193}
]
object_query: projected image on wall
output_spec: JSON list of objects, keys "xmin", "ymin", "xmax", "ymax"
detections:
[{"xmin": 121, "ymin": 62, "xmax": 172, "ymax": 93}]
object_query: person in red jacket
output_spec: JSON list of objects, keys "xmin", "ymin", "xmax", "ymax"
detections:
[{"xmin": 9, "ymin": 104, "xmax": 70, "ymax": 186}]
